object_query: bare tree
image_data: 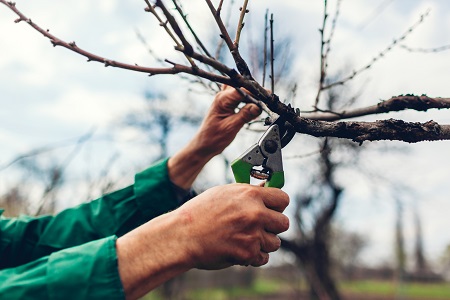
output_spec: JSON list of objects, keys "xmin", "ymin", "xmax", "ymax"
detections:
[{"xmin": 1, "ymin": 1, "xmax": 450, "ymax": 299}]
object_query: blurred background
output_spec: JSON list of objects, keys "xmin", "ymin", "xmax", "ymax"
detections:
[{"xmin": 1, "ymin": 0, "xmax": 450, "ymax": 299}]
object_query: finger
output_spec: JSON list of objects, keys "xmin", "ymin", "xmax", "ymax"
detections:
[
  {"xmin": 220, "ymin": 88, "xmax": 245, "ymax": 111},
  {"xmin": 250, "ymin": 252, "xmax": 270, "ymax": 267},
  {"xmin": 260, "ymin": 231, "xmax": 281, "ymax": 253},
  {"xmin": 237, "ymin": 103, "xmax": 261, "ymax": 122},
  {"xmin": 225, "ymin": 104, "xmax": 261, "ymax": 129},
  {"xmin": 221, "ymin": 84, "xmax": 232, "ymax": 91},
  {"xmin": 263, "ymin": 209, "xmax": 290, "ymax": 234},
  {"xmin": 260, "ymin": 188, "xmax": 290, "ymax": 212}
]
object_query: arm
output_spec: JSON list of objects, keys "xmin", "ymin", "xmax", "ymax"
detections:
[
  {"xmin": 0, "ymin": 159, "xmax": 179, "ymax": 269},
  {"xmin": 0, "ymin": 86, "xmax": 260, "ymax": 267}
]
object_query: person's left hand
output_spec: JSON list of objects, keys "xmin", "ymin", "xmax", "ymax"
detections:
[
  {"xmin": 193, "ymin": 85, "xmax": 261, "ymax": 158},
  {"xmin": 168, "ymin": 85, "xmax": 261, "ymax": 189}
]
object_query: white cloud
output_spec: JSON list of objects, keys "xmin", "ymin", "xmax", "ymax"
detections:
[{"xmin": 37, "ymin": 86, "xmax": 142, "ymax": 126}]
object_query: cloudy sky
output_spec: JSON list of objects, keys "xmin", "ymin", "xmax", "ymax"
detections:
[{"xmin": 1, "ymin": 0, "xmax": 450, "ymax": 265}]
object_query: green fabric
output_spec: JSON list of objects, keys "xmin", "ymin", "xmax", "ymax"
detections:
[{"xmin": 0, "ymin": 158, "xmax": 178, "ymax": 299}]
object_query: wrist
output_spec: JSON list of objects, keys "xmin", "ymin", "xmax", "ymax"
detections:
[
  {"xmin": 168, "ymin": 137, "xmax": 214, "ymax": 190},
  {"xmin": 117, "ymin": 212, "xmax": 193, "ymax": 299}
]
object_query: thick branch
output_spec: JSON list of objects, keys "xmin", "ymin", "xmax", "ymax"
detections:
[
  {"xmin": 303, "ymin": 95, "xmax": 450, "ymax": 121},
  {"xmin": 293, "ymin": 118, "xmax": 450, "ymax": 144}
]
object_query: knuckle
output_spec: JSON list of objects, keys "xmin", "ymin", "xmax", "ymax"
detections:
[
  {"xmin": 253, "ymin": 253, "xmax": 269, "ymax": 267},
  {"xmin": 236, "ymin": 248, "xmax": 254, "ymax": 263},
  {"xmin": 238, "ymin": 210, "xmax": 259, "ymax": 225},
  {"xmin": 242, "ymin": 186, "xmax": 261, "ymax": 200}
]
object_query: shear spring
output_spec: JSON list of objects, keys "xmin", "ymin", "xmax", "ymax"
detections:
[{"xmin": 250, "ymin": 169, "xmax": 270, "ymax": 180}]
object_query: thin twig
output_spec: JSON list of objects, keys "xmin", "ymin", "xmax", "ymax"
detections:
[
  {"xmin": 0, "ymin": 130, "xmax": 95, "ymax": 171},
  {"xmin": 34, "ymin": 131, "xmax": 93, "ymax": 215},
  {"xmin": 400, "ymin": 43, "xmax": 450, "ymax": 53},
  {"xmin": 136, "ymin": 28, "xmax": 217, "ymax": 91},
  {"xmin": 1, "ymin": 1, "xmax": 234, "ymax": 83},
  {"xmin": 270, "ymin": 13, "xmax": 275, "ymax": 94},
  {"xmin": 171, "ymin": 0, "xmax": 212, "ymax": 58},
  {"xmin": 217, "ymin": 0, "xmax": 225, "ymax": 15},
  {"xmin": 144, "ymin": 0, "xmax": 196, "ymax": 67},
  {"xmin": 153, "ymin": 0, "xmax": 194, "ymax": 56},
  {"xmin": 322, "ymin": 8, "xmax": 431, "ymax": 91},
  {"xmin": 205, "ymin": 0, "xmax": 253, "ymax": 78},
  {"xmin": 234, "ymin": 0, "xmax": 249, "ymax": 48},
  {"xmin": 314, "ymin": 0, "xmax": 329, "ymax": 108},
  {"xmin": 359, "ymin": 0, "xmax": 396, "ymax": 30},
  {"xmin": 324, "ymin": 0, "xmax": 341, "ymax": 60},
  {"xmin": 215, "ymin": 0, "xmax": 235, "ymax": 60},
  {"xmin": 262, "ymin": 9, "xmax": 269, "ymax": 87}
]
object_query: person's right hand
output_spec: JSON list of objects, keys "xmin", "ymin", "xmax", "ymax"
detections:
[
  {"xmin": 116, "ymin": 184, "xmax": 289, "ymax": 300},
  {"xmin": 176, "ymin": 184, "xmax": 290, "ymax": 269}
]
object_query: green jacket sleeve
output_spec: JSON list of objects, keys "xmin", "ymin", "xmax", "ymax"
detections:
[
  {"xmin": 0, "ymin": 158, "xmax": 179, "ymax": 269},
  {"xmin": 0, "ymin": 236, "xmax": 124, "ymax": 299}
]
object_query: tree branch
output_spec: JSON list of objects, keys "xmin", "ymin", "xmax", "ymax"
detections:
[
  {"xmin": 322, "ymin": 8, "xmax": 430, "ymax": 92},
  {"xmin": 302, "ymin": 95, "xmax": 450, "ymax": 121},
  {"xmin": 171, "ymin": 0, "xmax": 213, "ymax": 58},
  {"xmin": 153, "ymin": 0, "xmax": 194, "ymax": 56},
  {"xmin": 204, "ymin": 0, "xmax": 253, "ymax": 78},
  {"xmin": 144, "ymin": 0, "xmax": 196, "ymax": 67},
  {"xmin": 293, "ymin": 118, "xmax": 450, "ymax": 144},
  {"xmin": 234, "ymin": 0, "xmax": 249, "ymax": 48},
  {"xmin": 4, "ymin": 1, "xmax": 450, "ymax": 144},
  {"xmin": 400, "ymin": 43, "xmax": 450, "ymax": 53},
  {"xmin": 0, "ymin": 1, "xmax": 233, "ymax": 83}
]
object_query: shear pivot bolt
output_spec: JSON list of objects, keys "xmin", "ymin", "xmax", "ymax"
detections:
[{"xmin": 264, "ymin": 140, "xmax": 278, "ymax": 154}]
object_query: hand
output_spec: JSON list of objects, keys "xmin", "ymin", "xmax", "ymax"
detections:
[
  {"xmin": 194, "ymin": 85, "xmax": 261, "ymax": 157},
  {"xmin": 116, "ymin": 184, "xmax": 289, "ymax": 299},
  {"xmin": 177, "ymin": 184, "xmax": 290, "ymax": 269},
  {"xmin": 168, "ymin": 85, "xmax": 261, "ymax": 189}
]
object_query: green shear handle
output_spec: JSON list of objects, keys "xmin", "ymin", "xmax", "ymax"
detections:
[{"xmin": 231, "ymin": 124, "xmax": 285, "ymax": 189}]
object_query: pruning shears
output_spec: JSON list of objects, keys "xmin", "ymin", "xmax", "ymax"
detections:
[{"xmin": 231, "ymin": 116, "xmax": 295, "ymax": 188}]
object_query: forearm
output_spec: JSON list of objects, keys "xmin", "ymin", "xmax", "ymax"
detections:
[{"xmin": 116, "ymin": 210, "xmax": 193, "ymax": 300}]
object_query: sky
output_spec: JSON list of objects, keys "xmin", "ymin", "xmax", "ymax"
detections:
[{"xmin": 1, "ymin": 0, "xmax": 450, "ymax": 267}]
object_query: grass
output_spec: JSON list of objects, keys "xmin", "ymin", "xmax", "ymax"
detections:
[
  {"xmin": 184, "ymin": 278, "xmax": 284, "ymax": 300},
  {"xmin": 142, "ymin": 278, "xmax": 450, "ymax": 299},
  {"xmin": 340, "ymin": 280, "xmax": 450, "ymax": 299}
]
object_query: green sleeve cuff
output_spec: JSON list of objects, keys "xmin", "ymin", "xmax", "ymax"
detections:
[
  {"xmin": 134, "ymin": 158, "xmax": 179, "ymax": 220},
  {"xmin": 47, "ymin": 236, "xmax": 124, "ymax": 300}
]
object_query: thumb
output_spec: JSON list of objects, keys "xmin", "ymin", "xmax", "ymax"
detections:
[{"xmin": 235, "ymin": 103, "xmax": 261, "ymax": 125}]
